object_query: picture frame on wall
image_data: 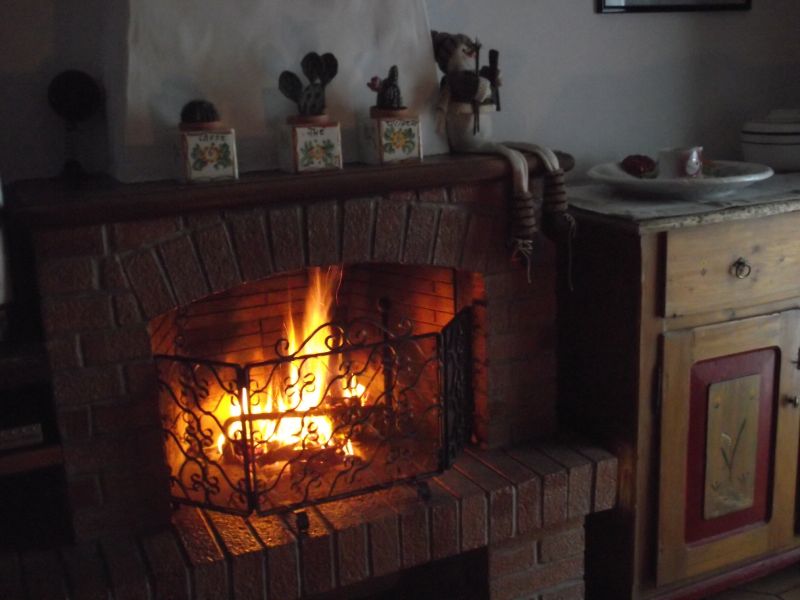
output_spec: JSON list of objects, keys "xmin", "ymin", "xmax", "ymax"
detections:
[{"xmin": 597, "ymin": 0, "xmax": 751, "ymax": 12}]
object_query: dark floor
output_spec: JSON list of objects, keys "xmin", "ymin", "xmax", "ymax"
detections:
[{"xmin": 709, "ymin": 564, "xmax": 800, "ymax": 600}]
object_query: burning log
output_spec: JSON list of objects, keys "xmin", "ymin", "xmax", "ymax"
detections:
[
  {"xmin": 288, "ymin": 446, "xmax": 350, "ymax": 479},
  {"xmin": 255, "ymin": 442, "xmax": 298, "ymax": 466}
]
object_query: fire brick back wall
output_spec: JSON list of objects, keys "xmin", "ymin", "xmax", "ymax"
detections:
[
  {"xmin": 166, "ymin": 271, "xmax": 311, "ymax": 364},
  {"xmin": 338, "ymin": 264, "xmax": 458, "ymax": 335},
  {"xmin": 153, "ymin": 264, "xmax": 461, "ymax": 365}
]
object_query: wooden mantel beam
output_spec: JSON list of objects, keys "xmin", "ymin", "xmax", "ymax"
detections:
[{"xmin": 5, "ymin": 152, "xmax": 574, "ymax": 227}]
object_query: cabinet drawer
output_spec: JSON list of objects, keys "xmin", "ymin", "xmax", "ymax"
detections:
[{"xmin": 664, "ymin": 211, "xmax": 800, "ymax": 317}]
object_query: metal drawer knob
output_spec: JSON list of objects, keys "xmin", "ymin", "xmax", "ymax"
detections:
[
  {"xmin": 786, "ymin": 395, "xmax": 800, "ymax": 408},
  {"xmin": 730, "ymin": 257, "xmax": 752, "ymax": 279}
]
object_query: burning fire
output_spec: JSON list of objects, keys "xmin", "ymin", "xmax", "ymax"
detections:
[{"xmin": 215, "ymin": 267, "xmax": 365, "ymax": 464}]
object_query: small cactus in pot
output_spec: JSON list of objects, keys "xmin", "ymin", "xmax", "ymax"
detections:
[
  {"xmin": 367, "ymin": 65, "xmax": 405, "ymax": 111},
  {"xmin": 177, "ymin": 99, "xmax": 238, "ymax": 182},
  {"xmin": 179, "ymin": 99, "xmax": 222, "ymax": 131},
  {"xmin": 278, "ymin": 52, "xmax": 343, "ymax": 172},
  {"xmin": 360, "ymin": 65, "xmax": 420, "ymax": 164},
  {"xmin": 279, "ymin": 52, "xmax": 338, "ymax": 118}
]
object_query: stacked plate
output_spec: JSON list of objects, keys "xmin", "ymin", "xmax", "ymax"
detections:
[{"xmin": 741, "ymin": 109, "xmax": 800, "ymax": 172}]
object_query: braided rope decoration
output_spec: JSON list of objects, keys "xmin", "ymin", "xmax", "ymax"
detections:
[
  {"xmin": 510, "ymin": 168, "xmax": 577, "ymax": 285},
  {"xmin": 510, "ymin": 190, "xmax": 537, "ymax": 282},
  {"xmin": 542, "ymin": 169, "xmax": 572, "ymax": 231}
]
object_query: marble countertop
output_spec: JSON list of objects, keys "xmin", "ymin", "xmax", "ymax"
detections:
[{"xmin": 567, "ymin": 173, "xmax": 800, "ymax": 232}]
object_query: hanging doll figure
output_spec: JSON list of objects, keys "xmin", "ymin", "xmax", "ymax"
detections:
[{"xmin": 431, "ymin": 31, "xmax": 573, "ymax": 279}]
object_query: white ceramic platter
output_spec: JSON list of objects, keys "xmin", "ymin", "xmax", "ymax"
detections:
[{"xmin": 587, "ymin": 160, "xmax": 774, "ymax": 200}]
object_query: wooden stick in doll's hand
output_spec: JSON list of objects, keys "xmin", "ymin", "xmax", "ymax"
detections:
[
  {"xmin": 489, "ymin": 49, "xmax": 500, "ymax": 111},
  {"xmin": 473, "ymin": 37, "xmax": 482, "ymax": 134},
  {"xmin": 479, "ymin": 49, "xmax": 501, "ymax": 109}
]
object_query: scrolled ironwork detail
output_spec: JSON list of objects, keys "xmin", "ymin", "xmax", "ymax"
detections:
[
  {"xmin": 440, "ymin": 308, "xmax": 474, "ymax": 468},
  {"xmin": 155, "ymin": 309, "xmax": 471, "ymax": 516}
]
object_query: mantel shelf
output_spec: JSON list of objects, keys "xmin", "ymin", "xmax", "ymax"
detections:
[{"xmin": 4, "ymin": 152, "xmax": 573, "ymax": 228}]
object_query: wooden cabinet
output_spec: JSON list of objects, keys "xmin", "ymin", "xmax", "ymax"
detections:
[
  {"xmin": 560, "ymin": 184, "xmax": 800, "ymax": 599},
  {"xmin": 658, "ymin": 311, "xmax": 800, "ymax": 585}
]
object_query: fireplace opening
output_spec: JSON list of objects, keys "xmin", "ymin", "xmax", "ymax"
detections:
[{"xmin": 148, "ymin": 265, "xmax": 480, "ymax": 516}]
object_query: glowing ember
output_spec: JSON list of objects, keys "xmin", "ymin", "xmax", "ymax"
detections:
[{"xmin": 343, "ymin": 374, "xmax": 367, "ymax": 406}]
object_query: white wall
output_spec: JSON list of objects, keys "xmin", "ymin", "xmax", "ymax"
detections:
[
  {"xmin": 108, "ymin": 1, "xmax": 445, "ymax": 182},
  {"xmin": 1, "ymin": 0, "xmax": 799, "ymax": 183},
  {"xmin": 426, "ymin": 0, "xmax": 800, "ymax": 177}
]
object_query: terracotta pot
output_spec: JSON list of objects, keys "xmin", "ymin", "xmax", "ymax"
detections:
[
  {"xmin": 286, "ymin": 113, "xmax": 331, "ymax": 126},
  {"xmin": 179, "ymin": 120, "xmax": 224, "ymax": 132},
  {"xmin": 369, "ymin": 107, "xmax": 411, "ymax": 119}
]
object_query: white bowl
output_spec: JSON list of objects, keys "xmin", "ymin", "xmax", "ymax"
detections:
[{"xmin": 588, "ymin": 160, "xmax": 773, "ymax": 200}]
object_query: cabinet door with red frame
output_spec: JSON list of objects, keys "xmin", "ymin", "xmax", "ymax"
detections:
[{"xmin": 657, "ymin": 311, "xmax": 800, "ymax": 586}]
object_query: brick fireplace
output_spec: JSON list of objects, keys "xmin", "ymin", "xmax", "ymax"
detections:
[{"xmin": 2, "ymin": 153, "xmax": 617, "ymax": 599}]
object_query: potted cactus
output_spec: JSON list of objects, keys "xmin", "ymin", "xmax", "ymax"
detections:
[
  {"xmin": 360, "ymin": 65, "xmax": 422, "ymax": 165},
  {"xmin": 278, "ymin": 52, "xmax": 343, "ymax": 172},
  {"xmin": 178, "ymin": 99, "xmax": 238, "ymax": 182},
  {"xmin": 367, "ymin": 65, "xmax": 408, "ymax": 119},
  {"xmin": 179, "ymin": 100, "xmax": 222, "ymax": 131},
  {"xmin": 279, "ymin": 52, "xmax": 338, "ymax": 123}
]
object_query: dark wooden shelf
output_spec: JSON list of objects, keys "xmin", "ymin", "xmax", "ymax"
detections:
[
  {"xmin": 5, "ymin": 152, "xmax": 574, "ymax": 227},
  {"xmin": 0, "ymin": 444, "xmax": 63, "ymax": 477},
  {"xmin": 0, "ymin": 343, "xmax": 58, "ymax": 479}
]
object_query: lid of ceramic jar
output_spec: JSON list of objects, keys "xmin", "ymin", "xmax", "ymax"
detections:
[
  {"xmin": 743, "ymin": 109, "xmax": 800, "ymax": 134},
  {"xmin": 741, "ymin": 132, "xmax": 800, "ymax": 144}
]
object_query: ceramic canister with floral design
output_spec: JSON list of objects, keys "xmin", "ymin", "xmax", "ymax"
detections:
[
  {"xmin": 279, "ymin": 114, "xmax": 343, "ymax": 173},
  {"xmin": 359, "ymin": 107, "xmax": 422, "ymax": 165},
  {"xmin": 180, "ymin": 125, "xmax": 239, "ymax": 182}
]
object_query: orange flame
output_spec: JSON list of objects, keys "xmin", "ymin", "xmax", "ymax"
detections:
[{"xmin": 216, "ymin": 267, "xmax": 361, "ymax": 460}]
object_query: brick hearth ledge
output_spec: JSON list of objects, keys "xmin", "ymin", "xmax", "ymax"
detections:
[{"xmin": 1, "ymin": 442, "xmax": 616, "ymax": 600}]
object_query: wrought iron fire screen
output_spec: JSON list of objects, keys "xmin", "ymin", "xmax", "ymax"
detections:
[{"xmin": 155, "ymin": 307, "xmax": 472, "ymax": 515}]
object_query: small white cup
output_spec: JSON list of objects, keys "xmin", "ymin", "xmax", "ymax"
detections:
[{"xmin": 658, "ymin": 146, "xmax": 703, "ymax": 179}]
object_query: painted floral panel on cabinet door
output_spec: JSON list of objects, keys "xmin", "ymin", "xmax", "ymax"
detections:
[
  {"xmin": 704, "ymin": 374, "xmax": 760, "ymax": 519},
  {"xmin": 686, "ymin": 348, "xmax": 777, "ymax": 544}
]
